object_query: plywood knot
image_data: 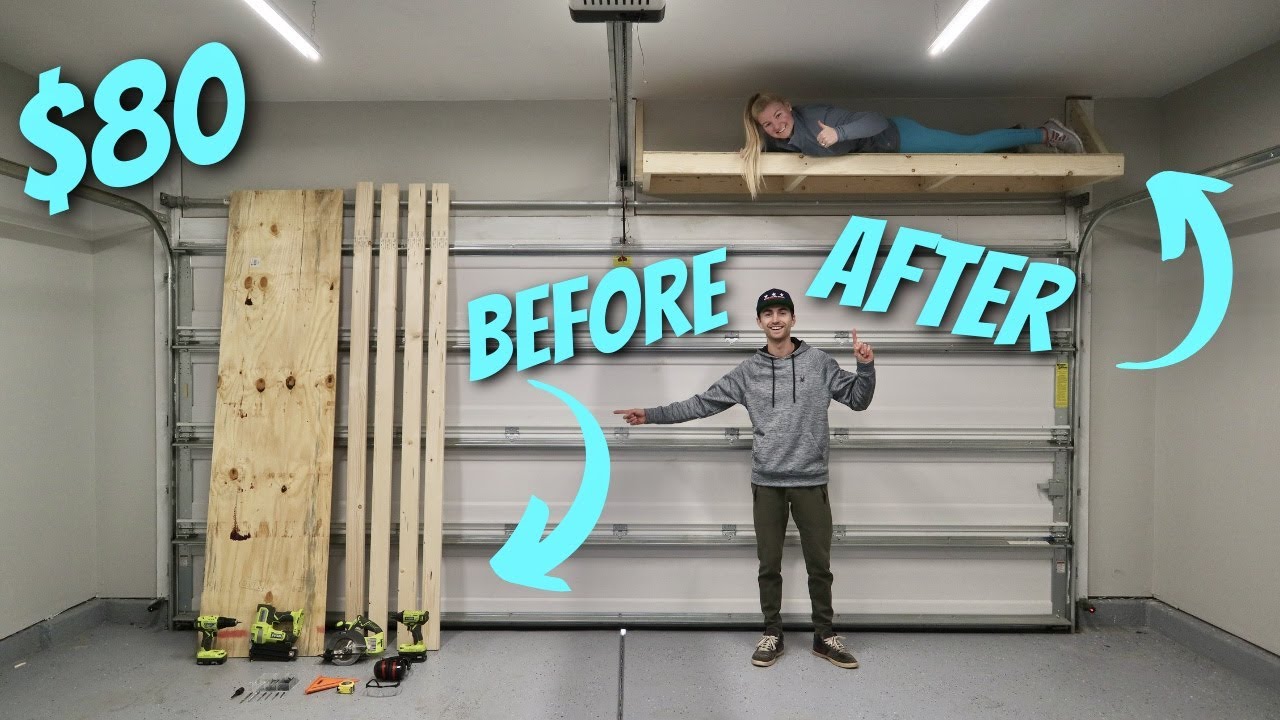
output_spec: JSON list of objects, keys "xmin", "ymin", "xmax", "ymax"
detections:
[
  {"xmin": 256, "ymin": 378, "xmax": 266, "ymax": 392},
  {"xmin": 286, "ymin": 375, "xmax": 296, "ymax": 390}
]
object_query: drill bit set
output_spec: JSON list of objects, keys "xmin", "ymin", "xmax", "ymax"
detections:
[{"xmin": 238, "ymin": 673, "xmax": 298, "ymax": 702}]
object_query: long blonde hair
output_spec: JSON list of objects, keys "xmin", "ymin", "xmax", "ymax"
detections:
[{"xmin": 742, "ymin": 91, "xmax": 788, "ymax": 198}]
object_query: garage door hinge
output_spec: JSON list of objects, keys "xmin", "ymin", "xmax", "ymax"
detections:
[
  {"xmin": 833, "ymin": 525, "xmax": 847, "ymax": 540},
  {"xmin": 721, "ymin": 524, "xmax": 737, "ymax": 540},
  {"xmin": 614, "ymin": 427, "xmax": 630, "ymax": 442},
  {"xmin": 504, "ymin": 426, "xmax": 520, "ymax": 442},
  {"xmin": 724, "ymin": 428, "xmax": 740, "ymax": 443},
  {"xmin": 724, "ymin": 331, "xmax": 740, "ymax": 345},
  {"xmin": 613, "ymin": 523, "xmax": 629, "ymax": 539},
  {"xmin": 504, "ymin": 523, "xmax": 517, "ymax": 537},
  {"xmin": 1051, "ymin": 428, "xmax": 1071, "ymax": 445},
  {"xmin": 832, "ymin": 428, "xmax": 849, "ymax": 443},
  {"xmin": 1038, "ymin": 479, "xmax": 1068, "ymax": 499}
]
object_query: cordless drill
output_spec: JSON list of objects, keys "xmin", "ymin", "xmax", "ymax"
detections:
[
  {"xmin": 393, "ymin": 610, "xmax": 429, "ymax": 662},
  {"xmin": 195, "ymin": 615, "xmax": 239, "ymax": 665},
  {"xmin": 249, "ymin": 604, "xmax": 304, "ymax": 661}
]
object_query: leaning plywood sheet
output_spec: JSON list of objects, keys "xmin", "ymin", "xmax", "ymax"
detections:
[{"xmin": 201, "ymin": 189, "xmax": 343, "ymax": 658}]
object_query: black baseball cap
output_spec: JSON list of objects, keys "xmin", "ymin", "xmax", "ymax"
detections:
[{"xmin": 756, "ymin": 288, "xmax": 794, "ymax": 315}]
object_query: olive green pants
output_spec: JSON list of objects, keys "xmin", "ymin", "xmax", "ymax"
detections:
[{"xmin": 752, "ymin": 483, "xmax": 834, "ymax": 635}]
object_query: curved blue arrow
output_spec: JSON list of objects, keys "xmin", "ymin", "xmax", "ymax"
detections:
[
  {"xmin": 489, "ymin": 379, "xmax": 610, "ymax": 592},
  {"xmin": 1118, "ymin": 171, "xmax": 1233, "ymax": 370}
]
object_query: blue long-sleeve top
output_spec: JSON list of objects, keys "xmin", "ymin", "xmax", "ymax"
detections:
[{"xmin": 764, "ymin": 104, "xmax": 900, "ymax": 155}]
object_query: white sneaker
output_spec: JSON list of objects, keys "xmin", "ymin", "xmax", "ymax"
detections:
[{"xmin": 1042, "ymin": 118, "xmax": 1085, "ymax": 153}]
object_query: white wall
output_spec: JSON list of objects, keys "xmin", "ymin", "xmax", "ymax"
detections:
[
  {"xmin": 1083, "ymin": 99, "xmax": 1163, "ymax": 598},
  {"xmin": 1152, "ymin": 40, "xmax": 1280, "ymax": 656},
  {"xmin": 0, "ymin": 238, "xmax": 97, "ymax": 639},
  {"xmin": 0, "ymin": 61, "xmax": 97, "ymax": 639},
  {"xmin": 183, "ymin": 100, "xmax": 612, "ymax": 201},
  {"xmin": 92, "ymin": 230, "xmax": 157, "ymax": 598},
  {"xmin": 0, "ymin": 59, "xmax": 158, "ymax": 636}
]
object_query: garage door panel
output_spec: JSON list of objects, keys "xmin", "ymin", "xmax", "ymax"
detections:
[
  {"xmin": 188, "ymin": 251, "xmax": 1071, "ymax": 345},
  {"xmin": 187, "ymin": 546, "xmax": 1055, "ymax": 618},
  {"xmin": 189, "ymin": 448, "xmax": 1055, "ymax": 527},
  {"xmin": 188, "ymin": 352, "xmax": 1058, "ymax": 429},
  {"xmin": 453, "ymin": 354, "xmax": 1058, "ymax": 428},
  {"xmin": 442, "ymin": 547, "xmax": 1057, "ymax": 616}
]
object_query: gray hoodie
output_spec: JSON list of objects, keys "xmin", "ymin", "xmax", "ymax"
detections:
[
  {"xmin": 645, "ymin": 339, "xmax": 875, "ymax": 487},
  {"xmin": 765, "ymin": 104, "xmax": 900, "ymax": 155}
]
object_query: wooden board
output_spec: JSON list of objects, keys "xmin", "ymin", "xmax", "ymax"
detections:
[
  {"xmin": 343, "ymin": 182, "xmax": 374, "ymax": 620},
  {"xmin": 200, "ymin": 189, "xmax": 343, "ymax": 657},
  {"xmin": 1067, "ymin": 98, "xmax": 1110, "ymax": 155},
  {"xmin": 421, "ymin": 183, "xmax": 450, "ymax": 650},
  {"xmin": 396, "ymin": 185, "xmax": 428, "ymax": 617},
  {"xmin": 638, "ymin": 151, "xmax": 1125, "ymax": 195},
  {"xmin": 368, "ymin": 183, "xmax": 400, "ymax": 628}
]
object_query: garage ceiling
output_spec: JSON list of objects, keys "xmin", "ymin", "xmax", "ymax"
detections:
[{"xmin": 0, "ymin": 1, "xmax": 1278, "ymax": 101}]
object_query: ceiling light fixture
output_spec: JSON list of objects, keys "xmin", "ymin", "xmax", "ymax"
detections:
[
  {"xmin": 928, "ymin": 0, "xmax": 992, "ymax": 56},
  {"xmin": 241, "ymin": 0, "xmax": 321, "ymax": 61}
]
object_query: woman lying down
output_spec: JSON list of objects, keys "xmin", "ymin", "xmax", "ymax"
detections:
[{"xmin": 741, "ymin": 91, "xmax": 1086, "ymax": 196}]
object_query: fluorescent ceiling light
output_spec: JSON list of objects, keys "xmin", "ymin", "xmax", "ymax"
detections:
[
  {"xmin": 928, "ymin": 0, "xmax": 992, "ymax": 56},
  {"xmin": 242, "ymin": 0, "xmax": 321, "ymax": 61}
]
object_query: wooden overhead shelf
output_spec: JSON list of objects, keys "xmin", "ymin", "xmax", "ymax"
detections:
[
  {"xmin": 637, "ymin": 151, "xmax": 1125, "ymax": 195},
  {"xmin": 633, "ymin": 100, "xmax": 1124, "ymax": 197}
]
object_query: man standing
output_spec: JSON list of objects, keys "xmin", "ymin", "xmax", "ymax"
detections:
[{"xmin": 614, "ymin": 288, "xmax": 876, "ymax": 669}]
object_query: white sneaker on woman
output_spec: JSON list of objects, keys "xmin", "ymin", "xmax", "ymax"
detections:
[{"xmin": 1042, "ymin": 118, "xmax": 1085, "ymax": 153}]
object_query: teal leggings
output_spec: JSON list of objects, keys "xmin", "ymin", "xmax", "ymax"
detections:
[{"xmin": 891, "ymin": 117, "xmax": 1043, "ymax": 153}]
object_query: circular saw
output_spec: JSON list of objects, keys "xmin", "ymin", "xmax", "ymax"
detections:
[{"xmin": 322, "ymin": 615, "xmax": 386, "ymax": 666}]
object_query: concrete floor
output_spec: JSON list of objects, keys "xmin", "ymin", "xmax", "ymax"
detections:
[{"xmin": 1, "ymin": 623, "xmax": 1277, "ymax": 720}]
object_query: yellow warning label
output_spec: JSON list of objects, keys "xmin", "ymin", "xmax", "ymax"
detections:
[
  {"xmin": 1055, "ymin": 363, "xmax": 1069, "ymax": 409},
  {"xmin": 612, "ymin": 254, "xmax": 632, "ymax": 268}
]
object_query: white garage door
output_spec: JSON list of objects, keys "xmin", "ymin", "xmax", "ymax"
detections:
[{"xmin": 173, "ymin": 210, "xmax": 1077, "ymax": 628}]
